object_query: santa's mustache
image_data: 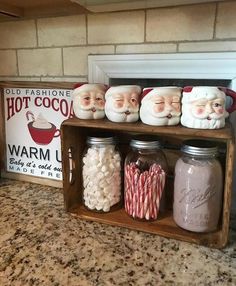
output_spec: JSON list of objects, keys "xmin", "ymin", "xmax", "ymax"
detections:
[
  {"xmin": 112, "ymin": 106, "xmax": 139, "ymax": 114},
  {"xmin": 81, "ymin": 104, "xmax": 104, "ymax": 111},
  {"xmin": 152, "ymin": 109, "xmax": 181, "ymax": 118}
]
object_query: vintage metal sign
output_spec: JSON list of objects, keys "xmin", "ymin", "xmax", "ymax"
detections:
[{"xmin": 4, "ymin": 87, "xmax": 73, "ymax": 181}]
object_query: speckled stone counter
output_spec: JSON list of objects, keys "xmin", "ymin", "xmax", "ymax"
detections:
[{"xmin": 0, "ymin": 178, "xmax": 236, "ymax": 286}]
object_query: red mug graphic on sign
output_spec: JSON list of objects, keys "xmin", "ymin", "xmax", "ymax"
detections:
[{"xmin": 26, "ymin": 111, "xmax": 60, "ymax": 145}]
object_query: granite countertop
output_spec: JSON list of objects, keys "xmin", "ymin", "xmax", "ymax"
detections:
[{"xmin": 0, "ymin": 179, "xmax": 236, "ymax": 286}]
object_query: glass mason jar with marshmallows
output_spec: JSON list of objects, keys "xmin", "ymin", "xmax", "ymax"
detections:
[
  {"xmin": 124, "ymin": 137, "xmax": 168, "ymax": 221},
  {"xmin": 82, "ymin": 135, "xmax": 122, "ymax": 212}
]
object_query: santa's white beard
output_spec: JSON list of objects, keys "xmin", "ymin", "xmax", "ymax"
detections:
[
  {"xmin": 181, "ymin": 114, "xmax": 224, "ymax": 129},
  {"xmin": 73, "ymin": 105, "xmax": 105, "ymax": 119},
  {"xmin": 140, "ymin": 102, "xmax": 180, "ymax": 126},
  {"xmin": 105, "ymin": 103, "xmax": 139, "ymax": 122},
  {"xmin": 181, "ymin": 104, "xmax": 228, "ymax": 129}
]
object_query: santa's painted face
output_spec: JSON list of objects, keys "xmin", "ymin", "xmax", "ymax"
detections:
[
  {"xmin": 73, "ymin": 90, "xmax": 105, "ymax": 119},
  {"xmin": 191, "ymin": 98, "xmax": 225, "ymax": 120},
  {"xmin": 140, "ymin": 89, "xmax": 181, "ymax": 126},
  {"xmin": 181, "ymin": 86, "xmax": 230, "ymax": 129},
  {"xmin": 105, "ymin": 91, "xmax": 139, "ymax": 122},
  {"xmin": 152, "ymin": 94, "xmax": 180, "ymax": 116}
]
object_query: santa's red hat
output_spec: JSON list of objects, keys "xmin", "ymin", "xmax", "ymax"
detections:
[
  {"xmin": 105, "ymin": 85, "xmax": 141, "ymax": 100},
  {"xmin": 73, "ymin": 83, "xmax": 108, "ymax": 97}
]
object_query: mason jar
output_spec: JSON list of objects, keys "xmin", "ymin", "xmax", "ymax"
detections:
[
  {"xmin": 82, "ymin": 135, "xmax": 122, "ymax": 212},
  {"xmin": 173, "ymin": 139, "xmax": 223, "ymax": 232},
  {"xmin": 124, "ymin": 137, "xmax": 168, "ymax": 220}
]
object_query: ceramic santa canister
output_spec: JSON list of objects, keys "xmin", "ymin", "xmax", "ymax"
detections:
[
  {"xmin": 140, "ymin": 86, "xmax": 182, "ymax": 126},
  {"xmin": 181, "ymin": 86, "xmax": 236, "ymax": 129},
  {"xmin": 104, "ymin": 85, "xmax": 141, "ymax": 123},
  {"xmin": 72, "ymin": 83, "xmax": 107, "ymax": 120}
]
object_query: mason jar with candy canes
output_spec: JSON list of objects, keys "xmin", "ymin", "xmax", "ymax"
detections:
[
  {"xmin": 124, "ymin": 137, "xmax": 168, "ymax": 221},
  {"xmin": 82, "ymin": 135, "xmax": 122, "ymax": 212}
]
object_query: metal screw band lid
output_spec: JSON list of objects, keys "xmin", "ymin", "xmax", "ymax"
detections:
[
  {"xmin": 181, "ymin": 139, "xmax": 218, "ymax": 156},
  {"xmin": 87, "ymin": 136, "xmax": 115, "ymax": 145},
  {"xmin": 130, "ymin": 137, "xmax": 161, "ymax": 149}
]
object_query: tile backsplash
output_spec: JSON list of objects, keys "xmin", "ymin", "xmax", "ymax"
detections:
[{"xmin": 0, "ymin": 1, "xmax": 235, "ymax": 81}]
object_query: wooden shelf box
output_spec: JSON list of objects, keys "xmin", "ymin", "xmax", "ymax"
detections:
[{"xmin": 61, "ymin": 118, "xmax": 235, "ymax": 248}]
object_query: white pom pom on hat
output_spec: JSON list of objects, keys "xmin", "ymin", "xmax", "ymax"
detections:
[
  {"xmin": 105, "ymin": 85, "xmax": 141, "ymax": 100},
  {"xmin": 72, "ymin": 83, "xmax": 108, "ymax": 98}
]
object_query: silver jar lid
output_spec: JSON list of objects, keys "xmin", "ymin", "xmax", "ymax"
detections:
[
  {"xmin": 87, "ymin": 136, "xmax": 115, "ymax": 145},
  {"xmin": 181, "ymin": 140, "xmax": 218, "ymax": 156},
  {"xmin": 130, "ymin": 137, "xmax": 161, "ymax": 149}
]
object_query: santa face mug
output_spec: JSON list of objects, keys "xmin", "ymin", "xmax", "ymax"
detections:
[
  {"xmin": 72, "ymin": 83, "xmax": 107, "ymax": 120},
  {"xmin": 105, "ymin": 85, "xmax": 141, "ymax": 123},
  {"xmin": 140, "ymin": 87, "xmax": 182, "ymax": 126},
  {"xmin": 181, "ymin": 86, "xmax": 236, "ymax": 129}
]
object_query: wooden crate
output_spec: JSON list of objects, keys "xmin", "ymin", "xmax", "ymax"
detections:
[{"xmin": 61, "ymin": 118, "xmax": 235, "ymax": 248}]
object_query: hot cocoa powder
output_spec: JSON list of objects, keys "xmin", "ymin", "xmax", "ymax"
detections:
[{"xmin": 173, "ymin": 156, "xmax": 223, "ymax": 232}]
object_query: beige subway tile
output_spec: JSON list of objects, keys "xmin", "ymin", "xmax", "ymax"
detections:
[
  {"xmin": 146, "ymin": 4, "xmax": 215, "ymax": 42},
  {"xmin": 216, "ymin": 2, "xmax": 236, "ymax": 39},
  {"xmin": 116, "ymin": 43, "xmax": 177, "ymax": 54},
  {"xmin": 88, "ymin": 11, "xmax": 144, "ymax": 44},
  {"xmin": 18, "ymin": 48, "xmax": 62, "ymax": 76},
  {"xmin": 41, "ymin": 77, "xmax": 87, "ymax": 83},
  {"xmin": 179, "ymin": 41, "xmax": 236, "ymax": 52},
  {"xmin": 0, "ymin": 20, "xmax": 36, "ymax": 49},
  {"xmin": 0, "ymin": 51, "xmax": 17, "ymax": 76},
  {"xmin": 38, "ymin": 15, "xmax": 86, "ymax": 47},
  {"xmin": 63, "ymin": 46, "xmax": 114, "ymax": 76},
  {"xmin": 0, "ymin": 77, "xmax": 40, "ymax": 81}
]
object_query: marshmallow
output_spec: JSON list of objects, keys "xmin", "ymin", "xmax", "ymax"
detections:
[{"xmin": 82, "ymin": 145, "xmax": 121, "ymax": 212}]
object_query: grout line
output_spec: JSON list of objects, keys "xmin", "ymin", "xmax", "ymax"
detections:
[
  {"xmin": 85, "ymin": 13, "xmax": 88, "ymax": 45},
  {"xmin": 61, "ymin": 48, "xmax": 64, "ymax": 77},
  {"xmin": 35, "ymin": 19, "xmax": 39, "ymax": 47},
  {"xmin": 15, "ymin": 49, "xmax": 19, "ymax": 77},
  {"xmin": 176, "ymin": 43, "xmax": 179, "ymax": 52},
  {"xmin": 213, "ymin": 2, "xmax": 218, "ymax": 40},
  {"xmin": 144, "ymin": 9, "xmax": 147, "ymax": 43}
]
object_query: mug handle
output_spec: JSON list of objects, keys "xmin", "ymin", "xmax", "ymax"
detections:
[
  {"xmin": 219, "ymin": 87, "xmax": 236, "ymax": 113},
  {"xmin": 54, "ymin": 129, "xmax": 61, "ymax": 138}
]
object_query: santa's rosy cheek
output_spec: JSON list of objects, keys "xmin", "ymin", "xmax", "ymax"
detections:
[
  {"xmin": 172, "ymin": 103, "xmax": 180, "ymax": 111},
  {"xmin": 80, "ymin": 99, "xmax": 90, "ymax": 106},
  {"xmin": 114, "ymin": 101, "xmax": 123, "ymax": 108},
  {"xmin": 100, "ymin": 101, "xmax": 105, "ymax": 107},
  {"xmin": 154, "ymin": 104, "xmax": 164, "ymax": 113},
  {"xmin": 96, "ymin": 99, "xmax": 105, "ymax": 108},
  {"xmin": 194, "ymin": 107, "xmax": 204, "ymax": 115},
  {"xmin": 131, "ymin": 101, "xmax": 138, "ymax": 107},
  {"xmin": 214, "ymin": 107, "xmax": 224, "ymax": 114}
]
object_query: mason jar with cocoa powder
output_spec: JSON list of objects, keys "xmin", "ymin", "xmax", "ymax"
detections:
[{"xmin": 173, "ymin": 139, "xmax": 223, "ymax": 233}]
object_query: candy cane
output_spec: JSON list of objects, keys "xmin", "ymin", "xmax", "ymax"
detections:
[
  {"xmin": 124, "ymin": 162, "xmax": 166, "ymax": 220},
  {"xmin": 138, "ymin": 172, "xmax": 146, "ymax": 218},
  {"xmin": 152, "ymin": 174, "xmax": 158, "ymax": 219}
]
